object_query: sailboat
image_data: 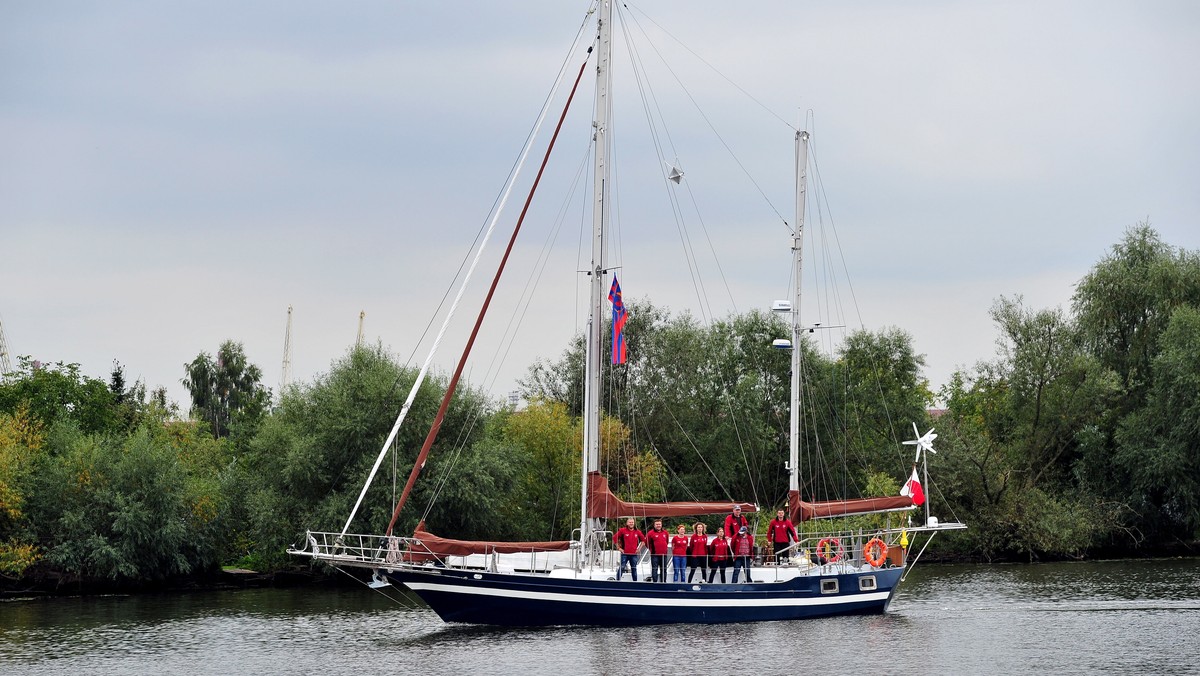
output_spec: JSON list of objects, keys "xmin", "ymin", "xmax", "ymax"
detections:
[{"xmin": 290, "ymin": 0, "xmax": 964, "ymax": 626}]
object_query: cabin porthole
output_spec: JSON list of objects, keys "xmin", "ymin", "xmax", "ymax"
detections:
[
  {"xmin": 820, "ymin": 578, "xmax": 839, "ymax": 594},
  {"xmin": 859, "ymin": 576, "xmax": 877, "ymax": 591},
  {"xmin": 473, "ymin": 574, "xmax": 483, "ymax": 580}
]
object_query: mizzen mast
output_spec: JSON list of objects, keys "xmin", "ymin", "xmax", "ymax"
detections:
[{"xmin": 788, "ymin": 130, "xmax": 809, "ymax": 512}]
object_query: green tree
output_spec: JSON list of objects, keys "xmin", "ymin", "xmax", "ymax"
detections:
[
  {"xmin": 810, "ymin": 327, "xmax": 931, "ymax": 497},
  {"xmin": 1072, "ymin": 224, "xmax": 1200, "ymax": 543},
  {"xmin": 0, "ymin": 405, "xmax": 44, "ymax": 577},
  {"xmin": 937, "ymin": 296, "xmax": 1124, "ymax": 559},
  {"xmin": 183, "ymin": 341, "xmax": 271, "ymax": 439},
  {"xmin": 24, "ymin": 423, "xmax": 222, "ymax": 582},
  {"xmin": 1113, "ymin": 305, "xmax": 1200, "ymax": 536},
  {"xmin": 237, "ymin": 344, "xmax": 497, "ymax": 569},
  {"xmin": 520, "ymin": 303, "xmax": 929, "ymax": 516},
  {"xmin": 0, "ymin": 358, "xmax": 121, "ymax": 434},
  {"xmin": 502, "ymin": 399, "xmax": 581, "ymax": 540},
  {"xmin": 1073, "ymin": 224, "xmax": 1200, "ymax": 407}
]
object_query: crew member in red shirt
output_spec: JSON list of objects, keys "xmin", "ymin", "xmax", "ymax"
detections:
[
  {"xmin": 731, "ymin": 526, "xmax": 755, "ymax": 583},
  {"xmin": 613, "ymin": 517, "xmax": 645, "ymax": 581},
  {"xmin": 768, "ymin": 509, "xmax": 799, "ymax": 564},
  {"xmin": 687, "ymin": 522, "xmax": 709, "ymax": 583},
  {"xmin": 707, "ymin": 527, "xmax": 732, "ymax": 583},
  {"xmin": 645, "ymin": 519, "xmax": 670, "ymax": 583},
  {"xmin": 671, "ymin": 524, "xmax": 690, "ymax": 582},
  {"xmin": 724, "ymin": 505, "xmax": 749, "ymax": 542}
]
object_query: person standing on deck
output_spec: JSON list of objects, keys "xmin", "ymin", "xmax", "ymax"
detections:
[
  {"xmin": 670, "ymin": 524, "xmax": 689, "ymax": 582},
  {"xmin": 708, "ymin": 527, "xmax": 732, "ymax": 583},
  {"xmin": 724, "ymin": 505, "xmax": 749, "ymax": 542},
  {"xmin": 768, "ymin": 509, "xmax": 799, "ymax": 564},
  {"xmin": 645, "ymin": 519, "xmax": 670, "ymax": 583},
  {"xmin": 687, "ymin": 522, "xmax": 709, "ymax": 583},
  {"xmin": 731, "ymin": 526, "xmax": 755, "ymax": 583},
  {"xmin": 613, "ymin": 517, "xmax": 645, "ymax": 581}
]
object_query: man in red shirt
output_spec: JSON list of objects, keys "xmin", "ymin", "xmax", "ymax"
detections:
[
  {"xmin": 645, "ymin": 519, "xmax": 670, "ymax": 583},
  {"xmin": 613, "ymin": 517, "xmax": 645, "ymax": 581},
  {"xmin": 724, "ymin": 505, "xmax": 749, "ymax": 542},
  {"xmin": 768, "ymin": 509, "xmax": 799, "ymax": 563},
  {"xmin": 731, "ymin": 526, "xmax": 755, "ymax": 582}
]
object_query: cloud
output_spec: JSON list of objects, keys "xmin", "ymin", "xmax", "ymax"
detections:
[{"xmin": 2, "ymin": 0, "xmax": 1197, "ymax": 415}]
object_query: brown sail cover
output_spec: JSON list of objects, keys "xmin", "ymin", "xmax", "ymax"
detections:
[
  {"xmin": 586, "ymin": 472, "xmax": 756, "ymax": 519},
  {"xmin": 787, "ymin": 489, "xmax": 914, "ymax": 522},
  {"xmin": 412, "ymin": 521, "xmax": 571, "ymax": 558}
]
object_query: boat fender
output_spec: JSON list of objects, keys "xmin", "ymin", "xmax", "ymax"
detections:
[{"xmin": 862, "ymin": 538, "xmax": 888, "ymax": 567}]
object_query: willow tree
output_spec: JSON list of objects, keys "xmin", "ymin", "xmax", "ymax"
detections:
[{"xmin": 1072, "ymin": 224, "xmax": 1200, "ymax": 542}]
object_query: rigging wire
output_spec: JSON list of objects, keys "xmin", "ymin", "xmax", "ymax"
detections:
[
  {"xmin": 810, "ymin": 138, "xmax": 911, "ymax": 469},
  {"xmin": 617, "ymin": 4, "xmax": 770, "ymax": 506},
  {"xmin": 352, "ymin": 18, "xmax": 597, "ymax": 537},
  {"xmin": 624, "ymin": 2, "xmax": 797, "ymax": 133},
  {"xmin": 383, "ymin": 41, "xmax": 599, "ymax": 537},
  {"xmin": 332, "ymin": 565, "xmax": 421, "ymax": 609},
  {"xmin": 367, "ymin": 3, "xmax": 597, "ymax": 528},
  {"xmin": 619, "ymin": 4, "xmax": 791, "ymax": 231},
  {"xmin": 618, "ymin": 3, "xmax": 713, "ymax": 324},
  {"xmin": 477, "ymin": 142, "xmax": 594, "ymax": 395}
]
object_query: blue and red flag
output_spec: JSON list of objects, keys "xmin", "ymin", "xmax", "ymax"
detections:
[{"xmin": 608, "ymin": 276, "xmax": 627, "ymax": 364}]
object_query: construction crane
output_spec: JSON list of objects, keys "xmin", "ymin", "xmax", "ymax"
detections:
[
  {"xmin": 280, "ymin": 305, "xmax": 293, "ymax": 394},
  {"xmin": 0, "ymin": 313, "xmax": 12, "ymax": 379}
]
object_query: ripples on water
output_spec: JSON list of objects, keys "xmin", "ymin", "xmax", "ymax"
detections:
[{"xmin": 3, "ymin": 559, "xmax": 1199, "ymax": 675}]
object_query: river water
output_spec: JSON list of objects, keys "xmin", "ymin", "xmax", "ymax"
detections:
[{"xmin": 3, "ymin": 559, "xmax": 1199, "ymax": 675}]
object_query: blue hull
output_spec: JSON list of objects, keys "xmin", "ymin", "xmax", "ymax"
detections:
[{"xmin": 386, "ymin": 566, "xmax": 904, "ymax": 626}]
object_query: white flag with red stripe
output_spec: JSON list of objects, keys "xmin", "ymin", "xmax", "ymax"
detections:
[{"xmin": 901, "ymin": 468, "xmax": 925, "ymax": 506}]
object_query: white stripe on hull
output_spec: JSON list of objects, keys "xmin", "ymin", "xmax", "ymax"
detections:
[{"xmin": 403, "ymin": 580, "xmax": 891, "ymax": 608}]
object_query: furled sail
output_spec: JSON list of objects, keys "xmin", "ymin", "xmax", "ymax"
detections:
[
  {"xmin": 411, "ymin": 521, "xmax": 571, "ymax": 558},
  {"xmin": 788, "ymin": 490, "xmax": 915, "ymax": 522},
  {"xmin": 586, "ymin": 472, "xmax": 756, "ymax": 519}
]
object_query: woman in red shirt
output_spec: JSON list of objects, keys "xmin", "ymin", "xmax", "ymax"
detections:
[
  {"xmin": 707, "ymin": 526, "xmax": 732, "ymax": 583},
  {"xmin": 686, "ymin": 522, "xmax": 709, "ymax": 583},
  {"xmin": 671, "ymin": 524, "xmax": 690, "ymax": 582}
]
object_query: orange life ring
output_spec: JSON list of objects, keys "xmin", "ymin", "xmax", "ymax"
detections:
[
  {"xmin": 863, "ymin": 537, "xmax": 888, "ymax": 567},
  {"xmin": 816, "ymin": 537, "xmax": 843, "ymax": 563}
]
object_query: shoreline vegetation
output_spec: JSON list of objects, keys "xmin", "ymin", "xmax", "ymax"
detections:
[{"xmin": 2, "ymin": 224, "xmax": 1198, "ymax": 597}]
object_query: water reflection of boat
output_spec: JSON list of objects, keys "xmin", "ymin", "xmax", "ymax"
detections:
[{"xmin": 291, "ymin": 0, "xmax": 964, "ymax": 626}]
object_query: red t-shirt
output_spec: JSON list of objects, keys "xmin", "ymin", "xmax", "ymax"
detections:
[
  {"xmin": 689, "ymin": 534, "xmax": 709, "ymax": 557},
  {"xmin": 733, "ymin": 533, "xmax": 754, "ymax": 556},
  {"xmin": 613, "ymin": 526, "xmax": 644, "ymax": 554},
  {"xmin": 646, "ymin": 528, "xmax": 670, "ymax": 555},
  {"xmin": 671, "ymin": 534, "xmax": 690, "ymax": 556}
]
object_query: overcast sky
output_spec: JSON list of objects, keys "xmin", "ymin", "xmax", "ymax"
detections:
[{"xmin": 2, "ymin": 1, "xmax": 1197, "ymax": 412}]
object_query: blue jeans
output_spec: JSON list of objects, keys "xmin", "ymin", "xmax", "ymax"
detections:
[
  {"xmin": 672, "ymin": 555, "xmax": 687, "ymax": 582},
  {"xmin": 617, "ymin": 553, "xmax": 639, "ymax": 580},
  {"xmin": 732, "ymin": 556, "xmax": 752, "ymax": 583},
  {"xmin": 650, "ymin": 555, "xmax": 668, "ymax": 582}
]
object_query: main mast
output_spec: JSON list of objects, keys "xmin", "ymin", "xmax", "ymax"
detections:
[
  {"xmin": 788, "ymin": 130, "xmax": 809, "ymax": 510},
  {"xmin": 580, "ymin": 0, "xmax": 612, "ymax": 548}
]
